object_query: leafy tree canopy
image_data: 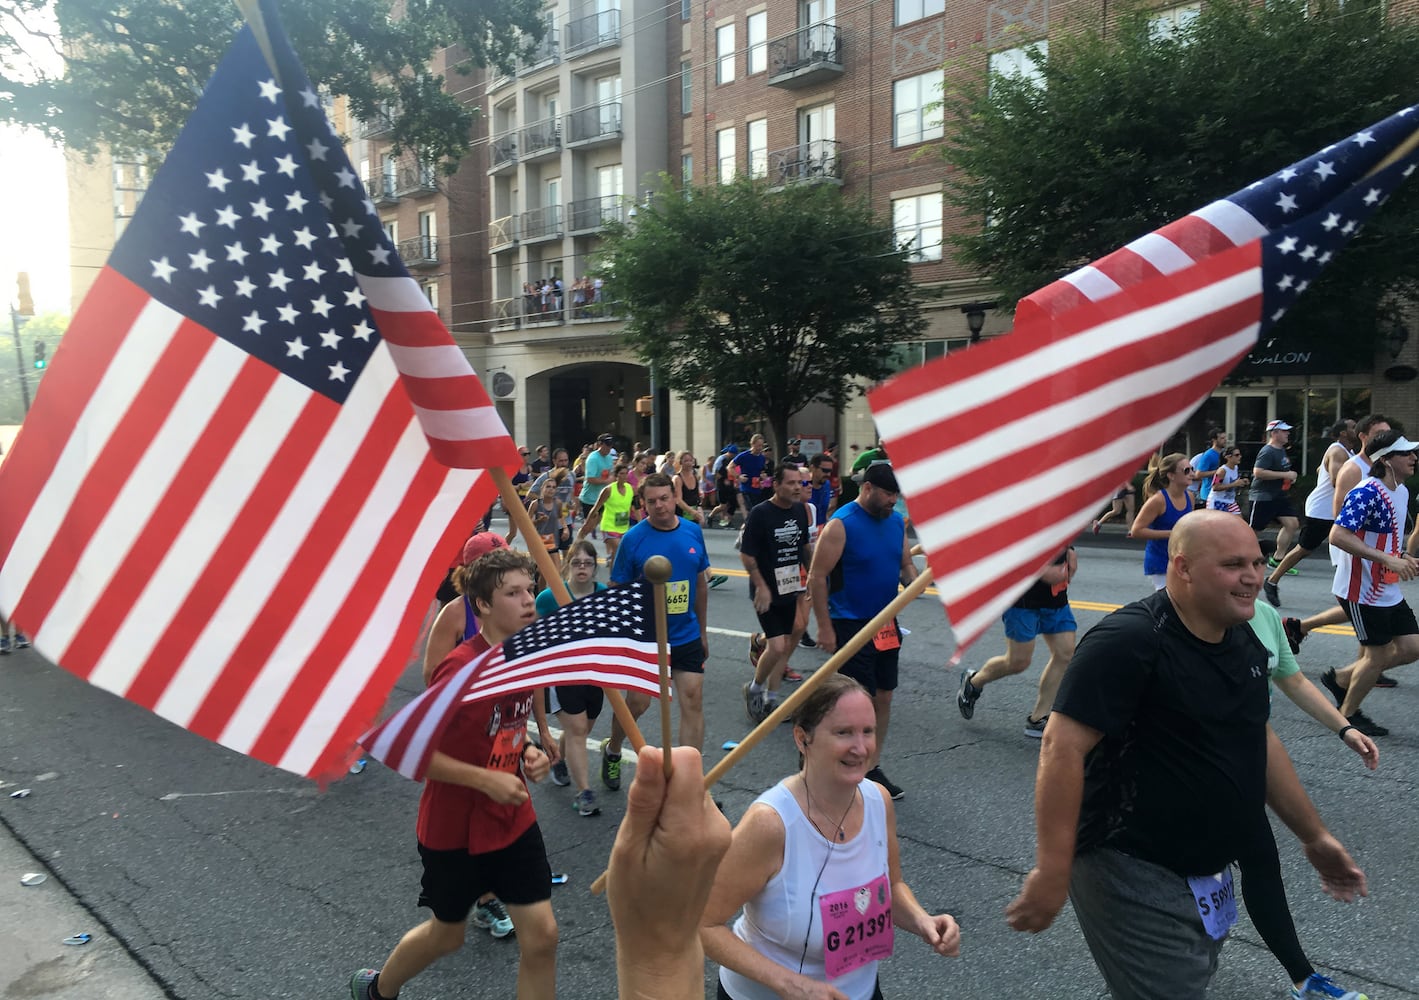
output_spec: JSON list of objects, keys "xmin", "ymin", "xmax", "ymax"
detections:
[
  {"xmin": 943, "ymin": 0, "xmax": 1419, "ymax": 358},
  {"xmin": 0, "ymin": 0, "xmax": 543, "ymax": 169},
  {"xmin": 601, "ymin": 178, "xmax": 926, "ymax": 454}
]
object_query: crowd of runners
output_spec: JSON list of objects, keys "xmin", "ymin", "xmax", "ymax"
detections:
[{"xmin": 350, "ymin": 416, "xmax": 1417, "ymax": 1000}]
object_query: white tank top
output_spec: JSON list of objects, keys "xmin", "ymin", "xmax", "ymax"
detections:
[
  {"xmin": 1327, "ymin": 453, "xmax": 1371, "ymax": 564},
  {"xmin": 719, "ymin": 778, "xmax": 890, "ymax": 1000},
  {"xmin": 1304, "ymin": 443, "xmax": 1355, "ymax": 519}
]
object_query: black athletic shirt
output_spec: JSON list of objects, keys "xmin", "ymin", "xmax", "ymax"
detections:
[
  {"xmin": 739, "ymin": 500, "xmax": 809, "ymax": 604},
  {"xmin": 1054, "ymin": 589, "xmax": 1271, "ymax": 877}
]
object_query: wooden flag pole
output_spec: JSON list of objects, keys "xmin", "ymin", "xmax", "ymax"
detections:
[
  {"xmin": 491, "ymin": 468, "xmax": 649, "ymax": 755},
  {"xmin": 590, "ymin": 565, "xmax": 936, "ymax": 895},
  {"xmin": 642, "ymin": 555, "xmax": 676, "ymax": 781}
]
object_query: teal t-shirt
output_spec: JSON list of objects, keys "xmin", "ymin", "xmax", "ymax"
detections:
[
  {"xmin": 535, "ymin": 581, "xmax": 607, "ymax": 618},
  {"xmin": 1248, "ymin": 600, "xmax": 1300, "ymax": 684}
]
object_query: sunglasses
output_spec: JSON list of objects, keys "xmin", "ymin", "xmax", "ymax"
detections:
[{"xmin": 568, "ymin": 559, "xmax": 597, "ymax": 568}]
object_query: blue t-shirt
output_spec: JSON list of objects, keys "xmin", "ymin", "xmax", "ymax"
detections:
[
  {"xmin": 581, "ymin": 450, "xmax": 615, "ymax": 504},
  {"xmin": 535, "ymin": 581, "xmax": 607, "ymax": 617},
  {"xmin": 611, "ymin": 518, "xmax": 711, "ymax": 646},
  {"xmin": 808, "ymin": 481, "xmax": 831, "ymax": 523},
  {"xmin": 827, "ymin": 501, "xmax": 906, "ymax": 620},
  {"xmin": 1194, "ymin": 448, "xmax": 1223, "ymax": 501},
  {"xmin": 733, "ymin": 451, "xmax": 769, "ymax": 493}
]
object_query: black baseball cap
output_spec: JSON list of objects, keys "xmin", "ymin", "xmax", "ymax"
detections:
[{"xmin": 862, "ymin": 462, "xmax": 900, "ymax": 493}]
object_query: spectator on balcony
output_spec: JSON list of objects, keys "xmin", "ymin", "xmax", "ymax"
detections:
[
  {"xmin": 522, "ymin": 282, "xmax": 538, "ymax": 318},
  {"xmin": 593, "ymin": 275, "xmax": 604, "ymax": 304},
  {"xmin": 571, "ymin": 277, "xmax": 587, "ymax": 318}
]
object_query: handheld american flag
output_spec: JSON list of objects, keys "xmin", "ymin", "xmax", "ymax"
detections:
[
  {"xmin": 361, "ymin": 581, "xmax": 667, "ymax": 780},
  {"xmin": 0, "ymin": 13, "xmax": 518, "ymax": 780},
  {"xmin": 870, "ymin": 104, "xmax": 1419, "ymax": 658}
]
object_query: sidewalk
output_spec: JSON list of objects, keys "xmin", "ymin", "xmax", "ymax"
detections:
[{"xmin": 0, "ymin": 817, "xmax": 168, "ymax": 1000}]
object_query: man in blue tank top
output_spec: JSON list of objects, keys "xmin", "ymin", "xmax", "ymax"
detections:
[{"xmin": 808, "ymin": 462, "xmax": 918, "ymax": 800}]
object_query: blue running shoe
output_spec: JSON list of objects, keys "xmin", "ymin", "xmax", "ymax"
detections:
[{"xmin": 1290, "ymin": 973, "xmax": 1368, "ymax": 1000}]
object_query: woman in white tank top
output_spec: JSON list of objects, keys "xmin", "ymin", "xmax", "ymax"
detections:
[{"xmin": 701, "ymin": 675, "xmax": 961, "ymax": 999}]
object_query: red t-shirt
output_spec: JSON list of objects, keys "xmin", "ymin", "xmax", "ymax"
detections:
[{"xmin": 415, "ymin": 635, "xmax": 537, "ymax": 854}]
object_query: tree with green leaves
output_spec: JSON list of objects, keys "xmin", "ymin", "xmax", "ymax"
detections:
[
  {"xmin": 943, "ymin": 0, "xmax": 1419, "ymax": 362},
  {"xmin": 600, "ymin": 178, "xmax": 925, "ymax": 455},
  {"xmin": 0, "ymin": 310, "xmax": 67, "ymax": 423},
  {"xmin": 1, "ymin": 0, "xmax": 542, "ymax": 169}
]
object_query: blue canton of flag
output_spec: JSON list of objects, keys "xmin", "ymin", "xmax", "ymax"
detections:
[{"xmin": 108, "ymin": 29, "xmax": 406, "ymax": 403}]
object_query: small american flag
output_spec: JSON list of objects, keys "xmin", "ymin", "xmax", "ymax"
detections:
[
  {"xmin": 870, "ymin": 105, "xmax": 1419, "ymax": 658},
  {"xmin": 361, "ymin": 582, "xmax": 666, "ymax": 780},
  {"xmin": 0, "ymin": 15, "xmax": 517, "ymax": 780}
]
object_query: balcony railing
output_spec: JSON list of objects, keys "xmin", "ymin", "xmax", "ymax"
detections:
[
  {"xmin": 521, "ymin": 204, "xmax": 563, "ymax": 241},
  {"xmin": 360, "ymin": 112, "xmax": 397, "ymax": 139},
  {"xmin": 491, "ymin": 286, "xmax": 625, "ymax": 329},
  {"xmin": 769, "ymin": 139, "xmax": 844, "ymax": 186},
  {"xmin": 490, "ymin": 214, "xmax": 518, "ymax": 251},
  {"xmin": 566, "ymin": 9, "xmax": 620, "ymax": 54},
  {"xmin": 492, "ymin": 297, "xmax": 520, "ymax": 330},
  {"xmin": 568, "ymin": 194, "xmax": 628, "ymax": 232},
  {"xmin": 489, "ymin": 132, "xmax": 518, "ymax": 172},
  {"xmin": 397, "ymin": 235, "xmax": 442, "ymax": 267},
  {"xmin": 566, "ymin": 102, "xmax": 622, "ymax": 145},
  {"xmin": 768, "ymin": 23, "xmax": 844, "ymax": 88},
  {"xmin": 363, "ymin": 174, "xmax": 399, "ymax": 204},
  {"xmin": 396, "ymin": 164, "xmax": 439, "ymax": 196},
  {"xmin": 520, "ymin": 118, "xmax": 562, "ymax": 160},
  {"xmin": 519, "ymin": 29, "xmax": 560, "ymax": 72}
]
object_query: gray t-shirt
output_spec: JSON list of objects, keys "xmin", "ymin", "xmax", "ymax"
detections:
[{"xmin": 1250, "ymin": 444, "xmax": 1291, "ymax": 501}]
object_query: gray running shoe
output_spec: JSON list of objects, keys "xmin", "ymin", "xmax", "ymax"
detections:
[
  {"xmin": 574, "ymin": 789, "xmax": 601, "ymax": 817},
  {"xmin": 957, "ymin": 669, "xmax": 982, "ymax": 720},
  {"xmin": 550, "ymin": 759, "xmax": 570, "ymax": 786},
  {"xmin": 349, "ymin": 969, "xmax": 380, "ymax": 1000},
  {"xmin": 1024, "ymin": 715, "xmax": 1048, "ymax": 739}
]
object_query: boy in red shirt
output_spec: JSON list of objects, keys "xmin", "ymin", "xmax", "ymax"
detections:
[{"xmin": 351, "ymin": 549, "xmax": 557, "ymax": 1000}]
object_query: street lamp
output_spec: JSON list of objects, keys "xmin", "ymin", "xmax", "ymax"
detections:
[{"xmin": 959, "ymin": 301, "xmax": 997, "ymax": 344}]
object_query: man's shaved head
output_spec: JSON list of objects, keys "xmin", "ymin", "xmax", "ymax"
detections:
[{"xmin": 1166, "ymin": 511, "xmax": 1266, "ymax": 639}]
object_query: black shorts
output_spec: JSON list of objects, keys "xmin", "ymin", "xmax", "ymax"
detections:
[
  {"xmin": 755, "ymin": 599, "xmax": 800, "ymax": 639},
  {"xmin": 717, "ymin": 484, "xmax": 736, "ymax": 506},
  {"xmin": 1249, "ymin": 496, "xmax": 1297, "ymax": 529},
  {"xmin": 1338, "ymin": 597, "xmax": 1419, "ymax": 647},
  {"xmin": 670, "ymin": 639, "xmax": 705, "ymax": 675},
  {"xmin": 832, "ymin": 618, "xmax": 900, "ymax": 694},
  {"xmin": 547, "ymin": 683, "xmax": 604, "ymax": 718},
  {"xmin": 1297, "ymin": 516, "xmax": 1333, "ymax": 551},
  {"xmin": 417, "ymin": 823, "xmax": 552, "ymax": 922}
]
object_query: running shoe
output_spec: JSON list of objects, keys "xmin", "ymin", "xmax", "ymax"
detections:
[
  {"xmin": 13, "ymin": 632, "xmax": 28, "ymax": 649},
  {"xmin": 0, "ymin": 636, "xmax": 9, "ymax": 655},
  {"xmin": 782, "ymin": 668, "xmax": 804, "ymax": 682},
  {"xmin": 709, "ymin": 574, "xmax": 729, "ymax": 588},
  {"xmin": 1283, "ymin": 617, "xmax": 1305, "ymax": 655},
  {"xmin": 1375, "ymin": 672, "xmax": 1399, "ymax": 688},
  {"xmin": 599, "ymin": 739, "xmax": 622, "ymax": 791},
  {"xmin": 799, "ymin": 633, "xmax": 817, "ymax": 648},
  {"xmin": 1267, "ymin": 558, "xmax": 1299, "ymax": 577},
  {"xmin": 1290, "ymin": 972, "xmax": 1369, "ymax": 999},
  {"xmin": 957, "ymin": 669, "xmax": 982, "ymax": 720},
  {"xmin": 349, "ymin": 968, "xmax": 381, "ymax": 1000},
  {"xmin": 1024, "ymin": 715, "xmax": 1048, "ymax": 739},
  {"xmin": 1263, "ymin": 579, "xmax": 1281, "ymax": 607},
  {"xmin": 1320, "ymin": 668, "xmax": 1347, "ymax": 707},
  {"xmin": 748, "ymin": 632, "xmax": 767, "ymax": 670},
  {"xmin": 573, "ymin": 789, "xmax": 601, "ymax": 817},
  {"xmin": 865, "ymin": 766, "xmax": 904, "ymax": 801},
  {"xmin": 1091, "ymin": 518, "xmax": 1102, "ymax": 535},
  {"xmin": 550, "ymin": 759, "xmax": 570, "ymax": 786},
  {"xmin": 743, "ymin": 682, "xmax": 767, "ymax": 724},
  {"xmin": 472, "ymin": 897, "xmax": 515, "ymax": 938}
]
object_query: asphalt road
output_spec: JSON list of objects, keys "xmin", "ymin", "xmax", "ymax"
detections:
[{"xmin": 1, "ymin": 522, "xmax": 1416, "ymax": 999}]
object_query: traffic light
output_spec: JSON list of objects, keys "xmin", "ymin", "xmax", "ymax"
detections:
[
  {"xmin": 16, "ymin": 272, "xmax": 34, "ymax": 316},
  {"xmin": 33, "ymin": 340, "xmax": 46, "ymax": 370}
]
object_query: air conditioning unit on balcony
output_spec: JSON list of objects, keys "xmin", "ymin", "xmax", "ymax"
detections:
[{"xmin": 491, "ymin": 371, "xmax": 517, "ymax": 401}]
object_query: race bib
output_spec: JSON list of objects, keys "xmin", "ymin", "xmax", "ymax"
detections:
[
  {"xmin": 775, "ymin": 563, "xmax": 805, "ymax": 594},
  {"xmin": 1049, "ymin": 580, "xmax": 1067, "ymax": 596},
  {"xmin": 872, "ymin": 622, "xmax": 900, "ymax": 651},
  {"xmin": 666, "ymin": 579, "xmax": 690, "ymax": 615},
  {"xmin": 1187, "ymin": 868, "xmax": 1238, "ymax": 941},
  {"xmin": 486, "ymin": 725, "xmax": 525, "ymax": 773},
  {"xmin": 752, "ymin": 476, "xmax": 764, "ymax": 489},
  {"xmin": 612, "ymin": 509, "xmax": 630, "ymax": 530},
  {"xmin": 819, "ymin": 874, "xmax": 894, "ymax": 979},
  {"xmin": 539, "ymin": 532, "xmax": 557, "ymax": 551}
]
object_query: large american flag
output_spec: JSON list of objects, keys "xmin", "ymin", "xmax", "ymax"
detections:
[
  {"xmin": 870, "ymin": 105, "xmax": 1419, "ymax": 658},
  {"xmin": 361, "ymin": 581, "xmax": 666, "ymax": 780},
  {"xmin": 0, "ymin": 18, "xmax": 518, "ymax": 780}
]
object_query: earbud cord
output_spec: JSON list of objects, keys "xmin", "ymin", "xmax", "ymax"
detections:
[{"xmin": 796, "ymin": 766, "xmax": 858, "ymax": 974}]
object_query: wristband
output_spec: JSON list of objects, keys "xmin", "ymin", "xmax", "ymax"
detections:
[{"xmin": 1337, "ymin": 725, "xmax": 1357, "ymax": 741}]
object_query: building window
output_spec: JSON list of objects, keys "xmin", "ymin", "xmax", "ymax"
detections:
[
  {"xmin": 682, "ymin": 0, "xmax": 691, "ymax": 20},
  {"xmin": 988, "ymin": 41, "xmax": 1048, "ymax": 90},
  {"xmin": 893, "ymin": 70, "xmax": 944, "ymax": 146},
  {"xmin": 423, "ymin": 281, "xmax": 439, "ymax": 310},
  {"xmin": 1148, "ymin": 3, "xmax": 1200, "ymax": 41},
  {"xmin": 682, "ymin": 152, "xmax": 694, "ymax": 187},
  {"xmin": 892, "ymin": 193, "xmax": 943, "ymax": 262},
  {"xmin": 681, "ymin": 60, "xmax": 693, "ymax": 114},
  {"xmin": 747, "ymin": 12, "xmax": 768, "ymax": 74},
  {"xmin": 383, "ymin": 218, "xmax": 398, "ymax": 243},
  {"xmin": 748, "ymin": 119, "xmax": 768, "ymax": 178},
  {"xmin": 717, "ymin": 126, "xmax": 737, "ymax": 183},
  {"xmin": 895, "ymin": 0, "xmax": 943, "ymax": 27},
  {"xmin": 716, "ymin": 23, "xmax": 736, "ymax": 83}
]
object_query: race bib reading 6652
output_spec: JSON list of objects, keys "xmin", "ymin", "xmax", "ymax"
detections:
[{"xmin": 666, "ymin": 580, "xmax": 690, "ymax": 614}]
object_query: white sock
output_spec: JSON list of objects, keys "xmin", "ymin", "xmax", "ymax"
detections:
[{"xmin": 748, "ymin": 681, "xmax": 765, "ymax": 694}]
